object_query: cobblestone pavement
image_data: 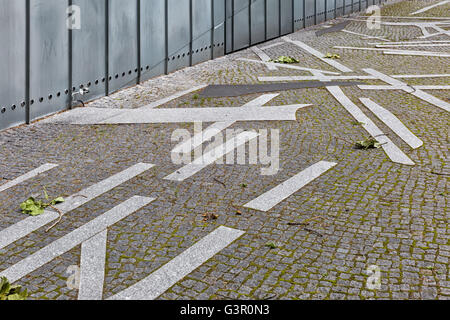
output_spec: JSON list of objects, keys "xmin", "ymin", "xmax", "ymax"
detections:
[{"xmin": 0, "ymin": 0, "xmax": 449, "ymax": 300}]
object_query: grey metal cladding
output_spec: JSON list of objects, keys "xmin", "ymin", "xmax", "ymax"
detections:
[
  {"xmin": 233, "ymin": 0, "xmax": 250, "ymax": 50},
  {"xmin": 225, "ymin": 0, "xmax": 233, "ymax": 53},
  {"xmin": 280, "ymin": 0, "xmax": 293, "ymax": 35},
  {"xmin": 293, "ymin": 0, "xmax": 304, "ymax": 31},
  {"xmin": 0, "ymin": 0, "xmax": 26, "ymax": 130},
  {"xmin": 213, "ymin": 0, "xmax": 225, "ymax": 57},
  {"xmin": 266, "ymin": 0, "xmax": 280, "ymax": 39},
  {"xmin": 192, "ymin": 0, "xmax": 212, "ymax": 65},
  {"xmin": 316, "ymin": 0, "xmax": 326, "ymax": 23},
  {"xmin": 251, "ymin": 0, "xmax": 266, "ymax": 45},
  {"xmin": 304, "ymin": 0, "xmax": 315, "ymax": 27},
  {"xmin": 326, "ymin": 0, "xmax": 335, "ymax": 20},
  {"xmin": 108, "ymin": 0, "xmax": 138, "ymax": 93},
  {"xmin": 72, "ymin": 0, "xmax": 106, "ymax": 102},
  {"xmin": 29, "ymin": 0, "xmax": 69, "ymax": 122},
  {"xmin": 141, "ymin": 0, "xmax": 166, "ymax": 80},
  {"xmin": 167, "ymin": 0, "xmax": 191, "ymax": 72},
  {"xmin": 336, "ymin": 0, "xmax": 344, "ymax": 15}
]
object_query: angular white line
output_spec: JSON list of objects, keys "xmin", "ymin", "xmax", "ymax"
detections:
[
  {"xmin": 172, "ymin": 94, "xmax": 279, "ymax": 154},
  {"xmin": 369, "ymin": 40, "xmax": 450, "ymax": 45},
  {"xmin": 109, "ymin": 226, "xmax": 244, "ymax": 300},
  {"xmin": 0, "ymin": 196, "xmax": 155, "ymax": 283},
  {"xmin": 140, "ymin": 85, "xmax": 208, "ymax": 110},
  {"xmin": 410, "ymin": 1, "xmax": 450, "ymax": 15},
  {"xmin": 283, "ymin": 36, "xmax": 353, "ymax": 73},
  {"xmin": 363, "ymin": 68, "xmax": 450, "ymax": 112},
  {"xmin": 237, "ymin": 58, "xmax": 341, "ymax": 75},
  {"xmin": 0, "ymin": 163, "xmax": 155, "ymax": 250},
  {"xmin": 259, "ymin": 42, "xmax": 285, "ymax": 50},
  {"xmin": 259, "ymin": 74, "xmax": 450, "ymax": 82},
  {"xmin": 376, "ymin": 43, "xmax": 450, "ymax": 48},
  {"xmin": 78, "ymin": 230, "xmax": 108, "ymax": 300},
  {"xmin": 165, "ymin": 131, "xmax": 260, "ymax": 181},
  {"xmin": 327, "ymin": 86, "xmax": 415, "ymax": 165},
  {"xmin": 0, "ymin": 164, "xmax": 59, "ymax": 193},
  {"xmin": 244, "ymin": 161, "xmax": 338, "ymax": 212},
  {"xmin": 342, "ymin": 30, "xmax": 391, "ymax": 42},
  {"xmin": 75, "ymin": 106, "xmax": 309, "ymax": 125},
  {"xmin": 384, "ymin": 50, "xmax": 450, "ymax": 57},
  {"xmin": 359, "ymin": 85, "xmax": 450, "ymax": 90},
  {"xmin": 360, "ymin": 98, "xmax": 423, "ymax": 149},
  {"xmin": 251, "ymin": 46, "xmax": 278, "ymax": 70},
  {"xmin": 392, "ymin": 74, "xmax": 450, "ymax": 79}
]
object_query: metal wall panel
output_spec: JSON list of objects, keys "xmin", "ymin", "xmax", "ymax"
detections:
[
  {"xmin": 326, "ymin": 0, "xmax": 336, "ymax": 20},
  {"xmin": 213, "ymin": 0, "xmax": 225, "ymax": 57},
  {"xmin": 0, "ymin": 0, "xmax": 26, "ymax": 130},
  {"xmin": 293, "ymin": 0, "xmax": 305, "ymax": 31},
  {"xmin": 352, "ymin": 0, "xmax": 359, "ymax": 12},
  {"xmin": 336, "ymin": 0, "xmax": 344, "ymax": 16},
  {"xmin": 141, "ymin": 0, "xmax": 166, "ymax": 81},
  {"xmin": 29, "ymin": 0, "xmax": 69, "ymax": 122},
  {"xmin": 233, "ymin": 0, "xmax": 250, "ymax": 50},
  {"xmin": 72, "ymin": 0, "xmax": 106, "ymax": 102},
  {"xmin": 280, "ymin": 0, "xmax": 293, "ymax": 35},
  {"xmin": 362, "ymin": 0, "xmax": 368, "ymax": 9},
  {"xmin": 192, "ymin": 0, "xmax": 212, "ymax": 65},
  {"xmin": 168, "ymin": 0, "xmax": 191, "ymax": 72},
  {"xmin": 266, "ymin": 0, "xmax": 280, "ymax": 39},
  {"xmin": 251, "ymin": 0, "xmax": 266, "ymax": 44},
  {"xmin": 304, "ymin": 0, "xmax": 315, "ymax": 27},
  {"xmin": 109, "ymin": 0, "xmax": 138, "ymax": 93},
  {"xmin": 225, "ymin": 0, "xmax": 233, "ymax": 53},
  {"xmin": 316, "ymin": 0, "xmax": 326, "ymax": 23},
  {"xmin": 344, "ymin": 0, "xmax": 352, "ymax": 14}
]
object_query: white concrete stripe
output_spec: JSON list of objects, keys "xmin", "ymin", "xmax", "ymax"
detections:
[
  {"xmin": 78, "ymin": 229, "xmax": 108, "ymax": 300},
  {"xmin": 384, "ymin": 50, "xmax": 450, "ymax": 57},
  {"xmin": 0, "ymin": 164, "xmax": 59, "ymax": 193},
  {"xmin": 334, "ymin": 46, "xmax": 450, "ymax": 57},
  {"xmin": 327, "ymin": 86, "xmax": 415, "ymax": 165},
  {"xmin": 376, "ymin": 43, "xmax": 450, "ymax": 48},
  {"xmin": 140, "ymin": 85, "xmax": 208, "ymax": 110},
  {"xmin": 282, "ymin": 36, "xmax": 353, "ymax": 73},
  {"xmin": 237, "ymin": 58, "xmax": 340, "ymax": 75},
  {"xmin": 360, "ymin": 98, "xmax": 423, "ymax": 149},
  {"xmin": 0, "ymin": 196, "xmax": 155, "ymax": 283},
  {"xmin": 172, "ymin": 94, "xmax": 279, "ymax": 154},
  {"xmin": 165, "ymin": 131, "xmax": 260, "ymax": 181},
  {"xmin": 410, "ymin": 1, "xmax": 450, "ymax": 15},
  {"xmin": 251, "ymin": 46, "xmax": 278, "ymax": 70},
  {"xmin": 359, "ymin": 85, "xmax": 450, "ymax": 90},
  {"xmin": 342, "ymin": 30, "xmax": 391, "ymax": 42},
  {"xmin": 259, "ymin": 74, "xmax": 450, "ymax": 82},
  {"xmin": 258, "ymin": 75, "xmax": 375, "ymax": 82},
  {"xmin": 369, "ymin": 40, "xmax": 450, "ymax": 45},
  {"xmin": 0, "ymin": 163, "xmax": 155, "ymax": 250},
  {"xmin": 244, "ymin": 161, "xmax": 337, "ymax": 212},
  {"xmin": 109, "ymin": 226, "xmax": 244, "ymax": 300},
  {"xmin": 78, "ymin": 106, "xmax": 309, "ymax": 125},
  {"xmin": 259, "ymin": 42, "xmax": 285, "ymax": 50},
  {"xmin": 363, "ymin": 68, "xmax": 450, "ymax": 112}
]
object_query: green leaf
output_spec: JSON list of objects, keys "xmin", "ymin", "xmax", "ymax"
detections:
[
  {"xmin": 51, "ymin": 197, "xmax": 65, "ymax": 205},
  {"xmin": 270, "ymin": 56, "xmax": 299, "ymax": 64}
]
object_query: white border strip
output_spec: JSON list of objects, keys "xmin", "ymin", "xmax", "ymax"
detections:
[
  {"xmin": 251, "ymin": 46, "xmax": 278, "ymax": 70},
  {"xmin": 283, "ymin": 36, "xmax": 353, "ymax": 73},
  {"xmin": 165, "ymin": 131, "xmax": 260, "ymax": 181},
  {"xmin": 0, "ymin": 164, "xmax": 59, "ymax": 193},
  {"xmin": 78, "ymin": 230, "xmax": 108, "ymax": 300},
  {"xmin": 172, "ymin": 94, "xmax": 279, "ymax": 154},
  {"xmin": 109, "ymin": 226, "xmax": 245, "ymax": 300},
  {"xmin": 0, "ymin": 196, "xmax": 155, "ymax": 283},
  {"xmin": 244, "ymin": 161, "xmax": 338, "ymax": 212},
  {"xmin": 360, "ymin": 98, "xmax": 423, "ymax": 149},
  {"xmin": 140, "ymin": 85, "xmax": 208, "ymax": 110},
  {"xmin": 237, "ymin": 58, "xmax": 341, "ymax": 75},
  {"xmin": 410, "ymin": 1, "xmax": 450, "ymax": 15},
  {"xmin": 327, "ymin": 86, "xmax": 415, "ymax": 165},
  {"xmin": 0, "ymin": 163, "xmax": 155, "ymax": 250}
]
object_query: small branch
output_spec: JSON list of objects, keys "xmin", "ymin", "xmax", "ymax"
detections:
[{"xmin": 45, "ymin": 205, "xmax": 64, "ymax": 233}]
